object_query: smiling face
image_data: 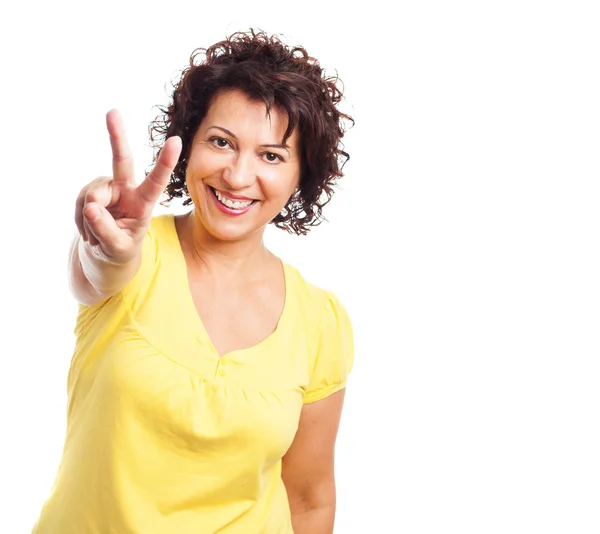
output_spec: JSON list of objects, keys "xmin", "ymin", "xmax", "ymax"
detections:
[{"xmin": 185, "ymin": 89, "xmax": 301, "ymax": 242}]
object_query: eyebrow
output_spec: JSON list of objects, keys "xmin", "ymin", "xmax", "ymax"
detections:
[{"xmin": 208, "ymin": 126, "xmax": 291, "ymax": 152}]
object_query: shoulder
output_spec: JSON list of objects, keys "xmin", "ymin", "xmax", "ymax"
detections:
[
  {"xmin": 147, "ymin": 212, "xmax": 177, "ymax": 245},
  {"xmin": 285, "ymin": 263, "xmax": 333, "ymax": 312},
  {"xmin": 135, "ymin": 212, "xmax": 180, "ymax": 264},
  {"xmin": 117, "ymin": 212, "xmax": 179, "ymax": 308},
  {"xmin": 283, "ymin": 262, "xmax": 352, "ymax": 336}
]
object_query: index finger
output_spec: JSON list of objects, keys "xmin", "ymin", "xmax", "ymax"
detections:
[{"xmin": 106, "ymin": 109, "xmax": 134, "ymax": 186}]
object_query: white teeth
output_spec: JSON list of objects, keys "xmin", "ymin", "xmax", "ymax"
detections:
[{"xmin": 214, "ymin": 189, "xmax": 253, "ymax": 209}]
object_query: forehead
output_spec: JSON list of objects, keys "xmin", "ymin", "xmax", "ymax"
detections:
[{"xmin": 203, "ymin": 89, "xmax": 298, "ymax": 146}]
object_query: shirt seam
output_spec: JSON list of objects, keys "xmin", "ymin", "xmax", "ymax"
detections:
[{"xmin": 302, "ymin": 381, "xmax": 347, "ymax": 404}]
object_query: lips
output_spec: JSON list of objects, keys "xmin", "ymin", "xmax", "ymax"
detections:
[
  {"xmin": 212, "ymin": 187, "xmax": 255, "ymax": 209},
  {"xmin": 208, "ymin": 186, "xmax": 257, "ymax": 216}
]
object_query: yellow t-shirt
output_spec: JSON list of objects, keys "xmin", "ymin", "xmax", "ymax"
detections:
[{"xmin": 32, "ymin": 214, "xmax": 354, "ymax": 534}]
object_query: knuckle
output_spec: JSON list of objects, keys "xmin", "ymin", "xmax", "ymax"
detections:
[{"xmin": 85, "ymin": 180, "xmax": 112, "ymax": 203}]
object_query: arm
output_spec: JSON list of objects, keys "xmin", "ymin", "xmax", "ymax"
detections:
[
  {"xmin": 282, "ymin": 389, "xmax": 346, "ymax": 534},
  {"xmin": 68, "ymin": 232, "xmax": 142, "ymax": 306}
]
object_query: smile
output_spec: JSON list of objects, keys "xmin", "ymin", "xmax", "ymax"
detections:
[{"xmin": 209, "ymin": 186, "xmax": 258, "ymax": 216}]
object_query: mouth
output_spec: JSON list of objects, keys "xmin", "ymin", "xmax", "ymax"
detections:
[{"xmin": 208, "ymin": 186, "xmax": 258, "ymax": 215}]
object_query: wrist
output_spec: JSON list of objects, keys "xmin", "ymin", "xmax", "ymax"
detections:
[{"xmin": 77, "ymin": 236, "xmax": 141, "ymax": 294}]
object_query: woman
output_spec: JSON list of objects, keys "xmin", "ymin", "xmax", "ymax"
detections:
[{"xmin": 33, "ymin": 30, "xmax": 354, "ymax": 534}]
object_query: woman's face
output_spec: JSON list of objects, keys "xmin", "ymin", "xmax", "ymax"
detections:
[{"xmin": 185, "ymin": 89, "xmax": 301, "ymax": 242}]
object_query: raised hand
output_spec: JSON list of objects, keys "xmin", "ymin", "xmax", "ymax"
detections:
[{"xmin": 75, "ymin": 110, "xmax": 182, "ymax": 264}]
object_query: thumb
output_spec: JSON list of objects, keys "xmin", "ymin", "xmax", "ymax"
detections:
[{"xmin": 84, "ymin": 203, "xmax": 102, "ymax": 223}]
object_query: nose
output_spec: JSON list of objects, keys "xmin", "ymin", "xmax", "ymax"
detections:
[{"xmin": 222, "ymin": 151, "xmax": 256, "ymax": 190}]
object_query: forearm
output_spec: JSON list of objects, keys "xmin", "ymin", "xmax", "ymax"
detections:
[
  {"xmin": 69, "ymin": 235, "xmax": 141, "ymax": 305},
  {"xmin": 290, "ymin": 504, "xmax": 336, "ymax": 534}
]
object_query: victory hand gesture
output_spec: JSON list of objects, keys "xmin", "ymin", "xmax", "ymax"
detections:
[{"xmin": 75, "ymin": 109, "xmax": 182, "ymax": 264}]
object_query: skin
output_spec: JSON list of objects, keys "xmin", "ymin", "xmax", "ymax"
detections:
[
  {"xmin": 282, "ymin": 389, "xmax": 346, "ymax": 534},
  {"xmin": 70, "ymin": 90, "xmax": 345, "ymax": 533}
]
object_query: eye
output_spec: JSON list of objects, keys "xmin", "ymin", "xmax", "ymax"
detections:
[
  {"xmin": 210, "ymin": 136, "xmax": 230, "ymax": 149},
  {"xmin": 263, "ymin": 152, "xmax": 283, "ymax": 163}
]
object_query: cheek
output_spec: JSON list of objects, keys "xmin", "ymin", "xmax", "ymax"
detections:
[
  {"xmin": 187, "ymin": 148, "xmax": 229, "ymax": 180},
  {"xmin": 261, "ymin": 168, "xmax": 300, "ymax": 199}
]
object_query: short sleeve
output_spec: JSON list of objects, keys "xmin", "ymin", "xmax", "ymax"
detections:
[{"xmin": 302, "ymin": 291, "xmax": 355, "ymax": 404}]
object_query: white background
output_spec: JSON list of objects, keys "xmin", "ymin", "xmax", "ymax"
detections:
[{"xmin": 2, "ymin": 1, "xmax": 599, "ymax": 532}]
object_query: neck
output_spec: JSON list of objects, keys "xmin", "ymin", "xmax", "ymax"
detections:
[{"xmin": 176, "ymin": 210, "xmax": 274, "ymax": 277}]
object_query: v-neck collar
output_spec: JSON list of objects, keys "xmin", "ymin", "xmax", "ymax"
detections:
[{"xmin": 167, "ymin": 213, "xmax": 291, "ymax": 361}]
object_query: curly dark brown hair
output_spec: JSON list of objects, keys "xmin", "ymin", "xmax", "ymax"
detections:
[{"xmin": 148, "ymin": 29, "xmax": 353, "ymax": 235}]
